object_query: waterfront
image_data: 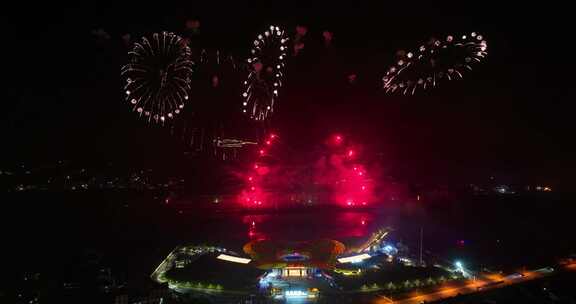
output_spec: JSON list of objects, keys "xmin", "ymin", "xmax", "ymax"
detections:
[{"xmin": 3, "ymin": 191, "xmax": 575, "ymax": 288}]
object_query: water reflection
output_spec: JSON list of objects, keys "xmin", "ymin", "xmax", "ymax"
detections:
[{"xmin": 239, "ymin": 211, "xmax": 376, "ymax": 242}]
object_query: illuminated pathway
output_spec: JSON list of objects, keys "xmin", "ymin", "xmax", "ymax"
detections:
[{"xmin": 374, "ymin": 263, "xmax": 576, "ymax": 304}]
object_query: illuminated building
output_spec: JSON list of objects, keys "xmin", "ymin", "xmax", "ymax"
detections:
[
  {"xmin": 150, "ymin": 229, "xmax": 424, "ymax": 302},
  {"xmin": 243, "ymin": 239, "xmax": 345, "ymax": 276}
]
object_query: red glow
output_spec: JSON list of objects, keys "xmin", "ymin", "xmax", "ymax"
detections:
[
  {"xmin": 334, "ymin": 134, "xmax": 343, "ymax": 145},
  {"xmin": 361, "ymin": 220, "xmax": 366, "ymax": 225},
  {"xmin": 321, "ymin": 135, "xmax": 374, "ymax": 208},
  {"xmin": 238, "ymin": 132, "xmax": 279, "ymax": 208},
  {"xmin": 256, "ymin": 166, "xmax": 270, "ymax": 175},
  {"xmin": 237, "ymin": 132, "xmax": 378, "ymax": 210},
  {"xmin": 246, "ymin": 214, "xmax": 269, "ymax": 240},
  {"xmin": 239, "ymin": 169, "xmax": 268, "ymax": 208}
]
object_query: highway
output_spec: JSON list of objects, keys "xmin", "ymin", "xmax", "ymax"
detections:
[{"xmin": 375, "ymin": 263, "xmax": 576, "ymax": 304}]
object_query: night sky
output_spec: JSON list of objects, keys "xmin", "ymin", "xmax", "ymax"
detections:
[{"xmin": 3, "ymin": 4, "xmax": 574, "ymax": 187}]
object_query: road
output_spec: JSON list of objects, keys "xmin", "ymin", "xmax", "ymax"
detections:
[{"xmin": 375, "ymin": 263, "xmax": 576, "ymax": 304}]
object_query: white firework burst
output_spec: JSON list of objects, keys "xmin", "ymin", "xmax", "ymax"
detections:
[
  {"xmin": 241, "ymin": 25, "xmax": 288, "ymax": 121},
  {"xmin": 382, "ymin": 32, "xmax": 488, "ymax": 95},
  {"xmin": 121, "ymin": 32, "xmax": 194, "ymax": 123}
]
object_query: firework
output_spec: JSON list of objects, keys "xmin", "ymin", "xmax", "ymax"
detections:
[
  {"xmin": 241, "ymin": 25, "xmax": 288, "ymax": 120},
  {"xmin": 121, "ymin": 32, "xmax": 194, "ymax": 123},
  {"xmin": 239, "ymin": 133, "xmax": 279, "ymax": 207},
  {"xmin": 313, "ymin": 134, "xmax": 374, "ymax": 207},
  {"xmin": 382, "ymin": 32, "xmax": 488, "ymax": 95}
]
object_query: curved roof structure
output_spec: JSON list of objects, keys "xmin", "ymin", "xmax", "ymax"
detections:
[{"xmin": 243, "ymin": 239, "xmax": 345, "ymax": 269}]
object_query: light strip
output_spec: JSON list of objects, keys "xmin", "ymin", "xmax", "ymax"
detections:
[
  {"xmin": 285, "ymin": 290, "xmax": 308, "ymax": 298},
  {"xmin": 337, "ymin": 253, "xmax": 371, "ymax": 263},
  {"xmin": 216, "ymin": 254, "xmax": 251, "ymax": 264}
]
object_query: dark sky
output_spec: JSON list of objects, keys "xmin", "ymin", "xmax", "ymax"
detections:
[{"xmin": 2, "ymin": 4, "xmax": 574, "ymax": 186}]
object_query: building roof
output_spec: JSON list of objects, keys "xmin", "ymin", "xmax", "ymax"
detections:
[{"xmin": 243, "ymin": 239, "xmax": 345, "ymax": 269}]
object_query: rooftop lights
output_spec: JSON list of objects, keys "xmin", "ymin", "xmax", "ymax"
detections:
[
  {"xmin": 337, "ymin": 253, "xmax": 371, "ymax": 263},
  {"xmin": 216, "ymin": 254, "xmax": 251, "ymax": 264}
]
